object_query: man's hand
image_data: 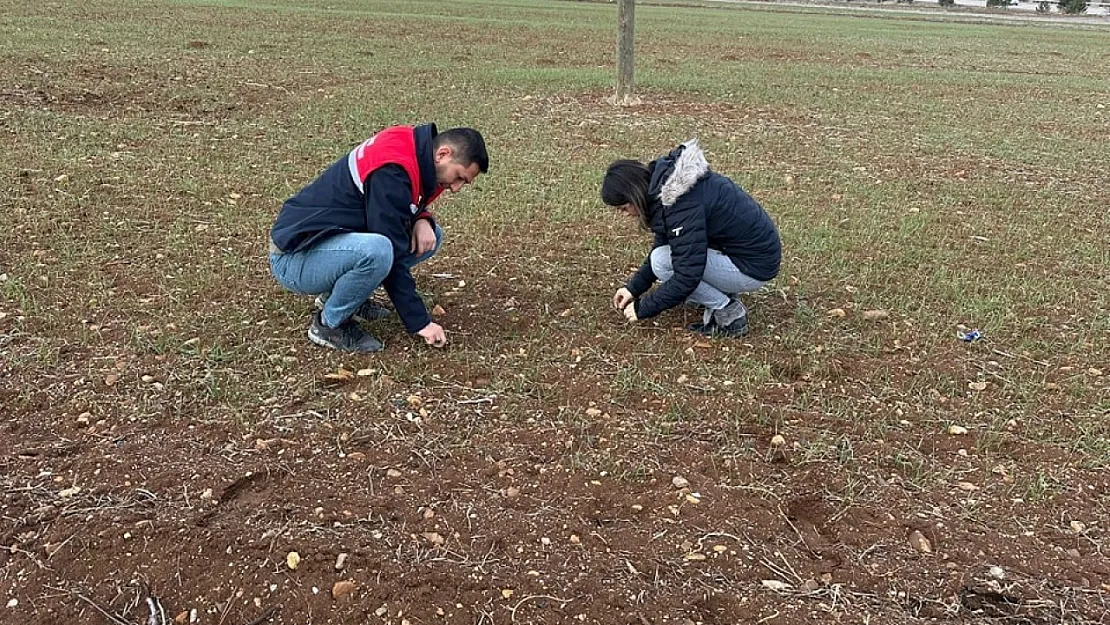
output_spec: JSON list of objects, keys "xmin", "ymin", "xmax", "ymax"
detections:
[
  {"xmin": 622, "ymin": 302, "xmax": 639, "ymax": 323},
  {"xmin": 613, "ymin": 287, "xmax": 634, "ymax": 311},
  {"xmin": 417, "ymin": 322, "xmax": 448, "ymax": 347},
  {"xmin": 411, "ymin": 219, "xmax": 437, "ymax": 256}
]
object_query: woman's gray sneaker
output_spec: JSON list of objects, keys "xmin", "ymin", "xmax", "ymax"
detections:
[
  {"xmin": 686, "ymin": 315, "xmax": 750, "ymax": 338},
  {"xmin": 313, "ymin": 295, "xmax": 393, "ymax": 322},
  {"xmin": 308, "ymin": 312, "xmax": 384, "ymax": 352}
]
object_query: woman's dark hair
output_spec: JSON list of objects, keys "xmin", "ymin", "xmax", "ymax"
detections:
[{"xmin": 601, "ymin": 159, "xmax": 651, "ymax": 229}]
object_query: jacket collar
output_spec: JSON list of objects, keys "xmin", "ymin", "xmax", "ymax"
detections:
[
  {"xmin": 414, "ymin": 123, "xmax": 439, "ymax": 206},
  {"xmin": 649, "ymin": 139, "xmax": 709, "ymax": 207}
]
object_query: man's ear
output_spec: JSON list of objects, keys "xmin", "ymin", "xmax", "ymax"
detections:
[{"xmin": 434, "ymin": 145, "xmax": 454, "ymax": 163}]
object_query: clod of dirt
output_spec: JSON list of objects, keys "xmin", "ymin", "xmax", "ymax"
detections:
[
  {"xmin": 324, "ymin": 368, "xmax": 354, "ymax": 382},
  {"xmin": 331, "ymin": 580, "xmax": 357, "ymax": 599},
  {"xmin": 58, "ymin": 485, "xmax": 80, "ymax": 498}
]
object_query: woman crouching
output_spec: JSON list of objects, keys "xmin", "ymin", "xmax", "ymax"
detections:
[{"xmin": 602, "ymin": 139, "xmax": 781, "ymax": 337}]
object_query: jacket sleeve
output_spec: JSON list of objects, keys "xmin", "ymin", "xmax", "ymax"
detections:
[
  {"xmin": 626, "ymin": 231, "xmax": 667, "ymax": 296},
  {"xmin": 634, "ymin": 196, "xmax": 708, "ymax": 319},
  {"xmin": 364, "ymin": 165, "xmax": 432, "ymax": 333}
]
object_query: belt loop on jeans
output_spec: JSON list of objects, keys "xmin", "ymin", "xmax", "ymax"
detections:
[{"xmin": 269, "ymin": 239, "xmax": 284, "ymax": 255}]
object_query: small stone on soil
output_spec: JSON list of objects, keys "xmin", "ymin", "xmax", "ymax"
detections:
[
  {"xmin": 908, "ymin": 530, "xmax": 932, "ymax": 553},
  {"xmin": 672, "ymin": 476, "xmax": 690, "ymax": 489}
]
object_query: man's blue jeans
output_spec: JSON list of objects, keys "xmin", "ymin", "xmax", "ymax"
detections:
[{"xmin": 270, "ymin": 226, "xmax": 443, "ymax": 328}]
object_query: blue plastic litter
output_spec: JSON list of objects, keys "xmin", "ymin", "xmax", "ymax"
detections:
[{"xmin": 957, "ymin": 329, "xmax": 982, "ymax": 342}]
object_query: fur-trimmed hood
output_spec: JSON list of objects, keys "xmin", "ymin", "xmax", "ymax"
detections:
[{"xmin": 650, "ymin": 139, "xmax": 710, "ymax": 207}]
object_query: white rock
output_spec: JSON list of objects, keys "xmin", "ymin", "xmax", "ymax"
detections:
[
  {"xmin": 671, "ymin": 476, "xmax": 690, "ymax": 489},
  {"xmin": 6, "ymin": 599, "xmax": 17, "ymax": 608},
  {"xmin": 988, "ymin": 566, "xmax": 1006, "ymax": 580}
]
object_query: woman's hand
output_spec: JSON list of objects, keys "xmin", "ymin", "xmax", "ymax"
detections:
[{"xmin": 613, "ymin": 287, "xmax": 634, "ymax": 311}]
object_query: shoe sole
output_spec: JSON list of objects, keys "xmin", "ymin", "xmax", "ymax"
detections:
[
  {"xmin": 687, "ymin": 322, "xmax": 750, "ymax": 338},
  {"xmin": 307, "ymin": 327, "xmax": 384, "ymax": 353}
]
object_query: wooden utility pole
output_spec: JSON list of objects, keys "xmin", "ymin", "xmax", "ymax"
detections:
[{"xmin": 609, "ymin": 0, "xmax": 641, "ymax": 106}]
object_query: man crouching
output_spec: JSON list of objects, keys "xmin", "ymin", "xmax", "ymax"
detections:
[{"xmin": 269, "ymin": 124, "xmax": 488, "ymax": 352}]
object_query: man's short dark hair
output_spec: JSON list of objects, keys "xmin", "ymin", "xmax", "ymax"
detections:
[{"xmin": 435, "ymin": 127, "xmax": 489, "ymax": 173}]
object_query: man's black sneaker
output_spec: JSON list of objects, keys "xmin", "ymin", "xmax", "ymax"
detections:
[
  {"xmin": 308, "ymin": 311, "xmax": 384, "ymax": 352},
  {"xmin": 686, "ymin": 315, "xmax": 750, "ymax": 338},
  {"xmin": 314, "ymin": 295, "xmax": 393, "ymax": 322}
]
